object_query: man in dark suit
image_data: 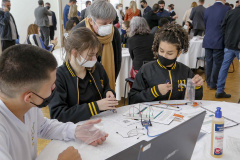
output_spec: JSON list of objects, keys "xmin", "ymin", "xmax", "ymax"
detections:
[
  {"xmin": 0, "ymin": 0, "xmax": 19, "ymax": 51},
  {"xmin": 203, "ymin": 0, "xmax": 231, "ymax": 91},
  {"xmin": 34, "ymin": 0, "xmax": 52, "ymax": 46},
  {"xmin": 144, "ymin": 4, "xmax": 160, "ymax": 29},
  {"xmin": 140, "ymin": 0, "xmax": 152, "ymax": 17},
  {"xmin": 80, "ymin": 1, "xmax": 91, "ymax": 22},
  {"xmin": 190, "ymin": 0, "xmax": 206, "ymax": 36},
  {"xmin": 45, "ymin": 2, "xmax": 57, "ymax": 41},
  {"xmin": 215, "ymin": 0, "xmax": 240, "ymax": 98}
]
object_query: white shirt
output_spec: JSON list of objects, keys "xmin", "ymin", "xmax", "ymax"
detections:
[
  {"xmin": 116, "ymin": 9, "xmax": 123, "ymax": 25},
  {"xmin": 48, "ymin": 10, "xmax": 53, "ymax": 26},
  {"xmin": 0, "ymin": 100, "xmax": 77, "ymax": 160}
]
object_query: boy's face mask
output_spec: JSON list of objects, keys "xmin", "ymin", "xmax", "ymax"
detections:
[{"xmin": 30, "ymin": 89, "xmax": 56, "ymax": 108}]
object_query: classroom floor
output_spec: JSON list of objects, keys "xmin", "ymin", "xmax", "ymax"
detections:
[{"xmin": 37, "ymin": 58, "xmax": 240, "ymax": 156}]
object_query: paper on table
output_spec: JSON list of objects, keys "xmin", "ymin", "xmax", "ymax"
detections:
[{"xmin": 151, "ymin": 107, "xmax": 175, "ymax": 125}]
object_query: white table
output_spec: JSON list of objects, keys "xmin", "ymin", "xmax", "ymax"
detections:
[
  {"xmin": 115, "ymin": 48, "xmax": 131, "ymax": 100},
  {"xmin": 177, "ymin": 38, "xmax": 205, "ymax": 69},
  {"xmin": 52, "ymin": 48, "xmax": 131, "ymax": 101},
  {"xmin": 37, "ymin": 100, "xmax": 240, "ymax": 160}
]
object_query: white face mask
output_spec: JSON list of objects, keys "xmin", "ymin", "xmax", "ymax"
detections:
[
  {"xmin": 76, "ymin": 55, "xmax": 97, "ymax": 68},
  {"xmin": 92, "ymin": 18, "xmax": 113, "ymax": 36},
  {"xmin": 64, "ymin": 33, "xmax": 69, "ymax": 39},
  {"xmin": 183, "ymin": 25, "xmax": 188, "ymax": 30},
  {"xmin": 119, "ymin": 7, "xmax": 123, "ymax": 11}
]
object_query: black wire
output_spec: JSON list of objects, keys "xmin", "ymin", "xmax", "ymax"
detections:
[{"xmin": 116, "ymin": 127, "xmax": 145, "ymax": 138}]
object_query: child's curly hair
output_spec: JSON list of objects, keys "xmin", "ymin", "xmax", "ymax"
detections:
[{"xmin": 152, "ymin": 22, "xmax": 189, "ymax": 56}]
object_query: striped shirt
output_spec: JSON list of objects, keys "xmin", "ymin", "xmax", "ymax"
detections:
[{"xmin": 25, "ymin": 34, "xmax": 54, "ymax": 52}]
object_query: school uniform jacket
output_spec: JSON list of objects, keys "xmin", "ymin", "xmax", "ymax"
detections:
[
  {"xmin": 129, "ymin": 59, "xmax": 203, "ymax": 104},
  {"xmin": 48, "ymin": 61, "xmax": 114, "ymax": 123}
]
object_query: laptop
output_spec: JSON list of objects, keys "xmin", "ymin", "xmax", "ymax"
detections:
[{"xmin": 107, "ymin": 111, "xmax": 206, "ymax": 160}]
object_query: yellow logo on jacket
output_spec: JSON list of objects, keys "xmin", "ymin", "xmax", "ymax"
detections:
[{"xmin": 178, "ymin": 80, "xmax": 186, "ymax": 91}]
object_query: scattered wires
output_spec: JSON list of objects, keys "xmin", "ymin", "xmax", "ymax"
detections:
[{"xmin": 116, "ymin": 126, "xmax": 145, "ymax": 139}]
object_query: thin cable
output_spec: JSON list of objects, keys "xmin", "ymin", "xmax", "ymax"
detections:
[{"xmin": 145, "ymin": 125, "xmax": 162, "ymax": 138}]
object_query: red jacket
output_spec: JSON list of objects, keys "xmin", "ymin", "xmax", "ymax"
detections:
[{"xmin": 124, "ymin": 9, "xmax": 141, "ymax": 21}]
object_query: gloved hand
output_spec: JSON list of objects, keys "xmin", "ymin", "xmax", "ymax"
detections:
[{"xmin": 75, "ymin": 119, "xmax": 108, "ymax": 146}]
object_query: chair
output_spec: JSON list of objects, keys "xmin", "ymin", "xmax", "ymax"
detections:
[
  {"xmin": 123, "ymin": 77, "xmax": 134, "ymax": 106},
  {"xmin": 123, "ymin": 60, "xmax": 154, "ymax": 105},
  {"xmin": 195, "ymin": 56, "xmax": 206, "ymax": 69}
]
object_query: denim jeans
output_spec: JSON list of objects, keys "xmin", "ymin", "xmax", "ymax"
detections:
[
  {"xmin": 217, "ymin": 48, "xmax": 240, "ymax": 93},
  {"xmin": 205, "ymin": 48, "xmax": 224, "ymax": 88}
]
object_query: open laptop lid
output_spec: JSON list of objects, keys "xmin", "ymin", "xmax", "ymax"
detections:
[{"xmin": 107, "ymin": 111, "xmax": 206, "ymax": 160}]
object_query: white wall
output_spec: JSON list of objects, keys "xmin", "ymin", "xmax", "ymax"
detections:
[
  {"xmin": 10, "ymin": 0, "xmax": 238, "ymax": 46},
  {"xmin": 11, "ymin": 0, "xmax": 61, "ymax": 47},
  {"xmin": 122, "ymin": 0, "xmax": 238, "ymax": 25}
]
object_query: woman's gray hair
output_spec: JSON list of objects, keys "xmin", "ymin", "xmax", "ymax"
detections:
[
  {"xmin": 129, "ymin": 17, "xmax": 151, "ymax": 37},
  {"xmin": 89, "ymin": 0, "xmax": 116, "ymax": 21}
]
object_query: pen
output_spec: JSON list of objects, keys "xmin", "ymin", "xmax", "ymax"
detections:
[
  {"xmin": 165, "ymin": 79, "xmax": 171, "ymax": 84},
  {"xmin": 154, "ymin": 111, "xmax": 163, "ymax": 119},
  {"xmin": 167, "ymin": 105, "xmax": 180, "ymax": 109}
]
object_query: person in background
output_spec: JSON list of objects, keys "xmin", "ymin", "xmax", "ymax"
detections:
[
  {"xmin": 34, "ymin": 0, "xmax": 52, "ymax": 46},
  {"xmin": 203, "ymin": 0, "xmax": 231, "ymax": 91},
  {"xmin": 144, "ymin": 3, "xmax": 160, "ymax": 29},
  {"xmin": 0, "ymin": 0, "xmax": 19, "ymax": 51},
  {"xmin": 63, "ymin": 0, "xmax": 76, "ymax": 29},
  {"xmin": 125, "ymin": 6, "xmax": 129, "ymax": 14},
  {"xmin": 116, "ymin": 3, "xmax": 124, "ymax": 27},
  {"xmin": 168, "ymin": 4, "xmax": 178, "ymax": 21},
  {"xmin": 230, "ymin": 4, "xmax": 234, "ymax": 8},
  {"xmin": 121, "ymin": 21, "xmax": 130, "ymax": 48},
  {"xmin": 151, "ymin": 17, "xmax": 169, "ymax": 35},
  {"xmin": 64, "ymin": 20, "xmax": 76, "ymax": 39},
  {"xmin": 215, "ymin": 0, "xmax": 240, "ymax": 98},
  {"xmin": 25, "ymin": 24, "xmax": 57, "ymax": 52},
  {"xmin": 128, "ymin": 17, "xmax": 154, "ymax": 82},
  {"xmin": 68, "ymin": 4, "xmax": 79, "ymax": 24},
  {"xmin": 80, "ymin": 1, "xmax": 91, "ymax": 22},
  {"xmin": 129, "ymin": 23, "xmax": 203, "ymax": 104},
  {"xmin": 48, "ymin": 28, "xmax": 118, "ymax": 123},
  {"xmin": 190, "ymin": 0, "xmax": 206, "ymax": 36},
  {"xmin": 73, "ymin": 0, "xmax": 121, "ymax": 92},
  {"xmin": 183, "ymin": 2, "xmax": 198, "ymax": 25},
  {"xmin": 225, "ymin": 2, "xmax": 230, "ymax": 6},
  {"xmin": 183, "ymin": 21, "xmax": 193, "ymax": 35},
  {"xmin": 140, "ymin": 0, "xmax": 152, "ymax": 17},
  {"xmin": 124, "ymin": 1, "xmax": 141, "ymax": 21},
  {"xmin": 236, "ymin": 1, "xmax": 239, "ymax": 7},
  {"xmin": 45, "ymin": 2, "xmax": 57, "ymax": 41},
  {"xmin": 156, "ymin": 0, "xmax": 170, "ymax": 19}
]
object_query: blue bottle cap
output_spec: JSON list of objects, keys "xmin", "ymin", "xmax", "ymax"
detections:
[{"xmin": 215, "ymin": 107, "xmax": 222, "ymax": 118}]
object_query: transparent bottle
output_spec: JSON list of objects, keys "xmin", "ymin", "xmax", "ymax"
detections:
[{"xmin": 184, "ymin": 78, "xmax": 195, "ymax": 105}]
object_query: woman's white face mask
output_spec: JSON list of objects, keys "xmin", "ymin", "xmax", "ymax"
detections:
[
  {"xmin": 183, "ymin": 25, "xmax": 188, "ymax": 30},
  {"xmin": 92, "ymin": 18, "xmax": 113, "ymax": 36},
  {"xmin": 76, "ymin": 55, "xmax": 97, "ymax": 68}
]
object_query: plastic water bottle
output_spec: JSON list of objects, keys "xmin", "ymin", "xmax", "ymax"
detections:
[
  {"xmin": 211, "ymin": 107, "xmax": 224, "ymax": 158},
  {"xmin": 184, "ymin": 78, "xmax": 195, "ymax": 104}
]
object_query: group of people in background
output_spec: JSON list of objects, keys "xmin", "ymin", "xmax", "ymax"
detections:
[{"xmin": 0, "ymin": 0, "xmax": 239, "ymax": 159}]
